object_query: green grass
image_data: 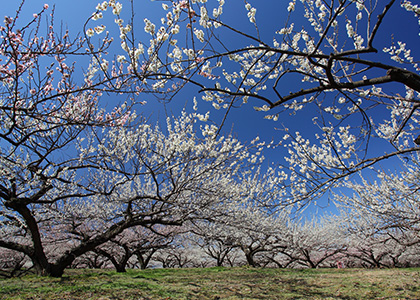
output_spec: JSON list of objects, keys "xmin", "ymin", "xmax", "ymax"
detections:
[{"xmin": 1, "ymin": 267, "xmax": 420, "ymax": 299}]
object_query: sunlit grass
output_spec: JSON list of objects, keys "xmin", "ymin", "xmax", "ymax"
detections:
[{"xmin": 1, "ymin": 267, "xmax": 419, "ymax": 299}]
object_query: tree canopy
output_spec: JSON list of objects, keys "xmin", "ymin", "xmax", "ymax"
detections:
[{"xmin": 1, "ymin": 0, "xmax": 420, "ymax": 276}]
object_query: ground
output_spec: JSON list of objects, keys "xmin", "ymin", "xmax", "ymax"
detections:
[{"xmin": 1, "ymin": 267, "xmax": 419, "ymax": 299}]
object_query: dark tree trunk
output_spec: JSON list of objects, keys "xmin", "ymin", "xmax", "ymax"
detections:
[
  {"xmin": 135, "ymin": 249, "xmax": 156, "ymax": 270},
  {"xmin": 5, "ymin": 200, "xmax": 51, "ymax": 276},
  {"xmin": 242, "ymin": 247, "xmax": 259, "ymax": 267}
]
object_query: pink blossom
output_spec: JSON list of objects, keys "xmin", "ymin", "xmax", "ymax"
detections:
[{"xmin": 179, "ymin": 0, "xmax": 188, "ymax": 9}]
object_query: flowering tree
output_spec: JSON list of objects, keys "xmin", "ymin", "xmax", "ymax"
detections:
[
  {"xmin": 130, "ymin": 226, "xmax": 177, "ymax": 270},
  {"xmin": 0, "ymin": 248, "xmax": 29, "ymax": 278},
  {"xmin": 0, "ymin": 104, "xmax": 267, "ymax": 276},
  {"xmin": 93, "ymin": 226, "xmax": 178, "ymax": 271},
  {"xmin": 275, "ymin": 215, "xmax": 346, "ymax": 268},
  {"xmin": 334, "ymin": 162, "xmax": 420, "ymax": 267},
  {"xmin": 72, "ymin": 251, "xmax": 109, "ymax": 269},
  {"xmin": 336, "ymin": 212, "xmax": 417, "ymax": 268},
  {"xmin": 196, "ymin": 204, "xmax": 291, "ymax": 267},
  {"xmin": 152, "ymin": 232, "xmax": 212, "ymax": 268},
  {"xmin": 0, "ymin": 1, "xmax": 139, "ymax": 277},
  {"xmin": 99, "ymin": 0, "xmax": 420, "ymax": 205},
  {"xmin": 189, "ymin": 223, "xmax": 236, "ymax": 267},
  {"xmin": 0, "ymin": 1, "xmax": 273, "ymax": 277},
  {"xmin": 337, "ymin": 155, "xmax": 420, "ymax": 247}
]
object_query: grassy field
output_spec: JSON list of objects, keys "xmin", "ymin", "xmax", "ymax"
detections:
[{"xmin": 1, "ymin": 267, "xmax": 419, "ymax": 299}]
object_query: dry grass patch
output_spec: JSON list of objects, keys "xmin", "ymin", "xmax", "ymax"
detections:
[{"xmin": 0, "ymin": 267, "xmax": 419, "ymax": 299}]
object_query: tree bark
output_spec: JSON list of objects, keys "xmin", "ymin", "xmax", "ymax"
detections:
[{"xmin": 4, "ymin": 200, "xmax": 51, "ymax": 276}]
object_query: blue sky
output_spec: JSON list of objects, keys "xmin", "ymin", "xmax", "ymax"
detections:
[{"xmin": 4, "ymin": 0, "xmax": 419, "ymax": 214}]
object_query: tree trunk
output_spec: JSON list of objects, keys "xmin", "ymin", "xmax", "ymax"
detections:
[
  {"xmin": 5, "ymin": 200, "xmax": 51, "ymax": 276},
  {"xmin": 243, "ymin": 248, "xmax": 258, "ymax": 267},
  {"xmin": 136, "ymin": 250, "xmax": 155, "ymax": 270}
]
